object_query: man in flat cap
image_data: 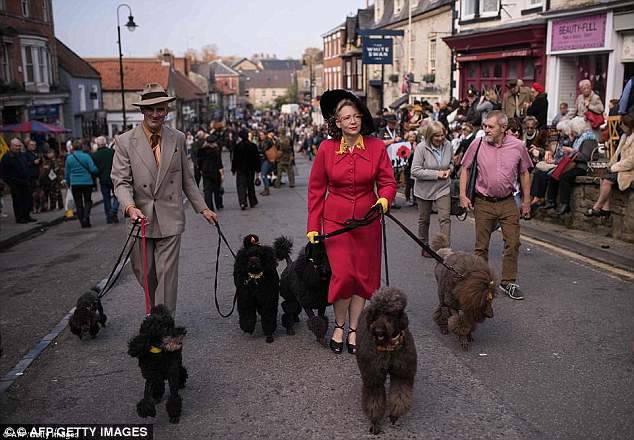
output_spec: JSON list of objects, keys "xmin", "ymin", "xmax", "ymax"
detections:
[{"xmin": 111, "ymin": 83, "xmax": 217, "ymax": 315}]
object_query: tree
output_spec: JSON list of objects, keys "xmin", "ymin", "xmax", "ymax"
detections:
[{"xmin": 199, "ymin": 44, "xmax": 219, "ymax": 62}]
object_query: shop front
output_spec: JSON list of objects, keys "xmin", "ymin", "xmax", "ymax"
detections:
[
  {"xmin": 444, "ymin": 23, "xmax": 547, "ymax": 100},
  {"xmin": 545, "ymin": 10, "xmax": 618, "ymax": 122}
]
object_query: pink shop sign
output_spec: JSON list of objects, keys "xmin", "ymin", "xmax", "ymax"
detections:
[{"xmin": 551, "ymin": 13, "xmax": 607, "ymax": 52}]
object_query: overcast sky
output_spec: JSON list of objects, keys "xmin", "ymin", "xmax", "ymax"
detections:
[{"xmin": 53, "ymin": 0, "xmax": 367, "ymax": 59}]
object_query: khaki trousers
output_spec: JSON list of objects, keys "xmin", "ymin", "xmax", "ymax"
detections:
[
  {"xmin": 130, "ymin": 234, "xmax": 181, "ymax": 315},
  {"xmin": 473, "ymin": 197, "xmax": 520, "ymax": 283},
  {"xmin": 416, "ymin": 193, "xmax": 451, "ymax": 244}
]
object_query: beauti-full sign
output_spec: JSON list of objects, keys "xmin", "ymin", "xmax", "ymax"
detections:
[
  {"xmin": 551, "ymin": 13, "xmax": 607, "ymax": 52},
  {"xmin": 362, "ymin": 39, "xmax": 393, "ymax": 65}
]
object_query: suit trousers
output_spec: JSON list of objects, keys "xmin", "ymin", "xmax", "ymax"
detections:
[
  {"xmin": 130, "ymin": 234, "xmax": 181, "ymax": 315},
  {"xmin": 9, "ymin": 184, "xmax": 32, "ymax": 222},
  {"xmin": 236, "ymin": 171, "xmax": 257, "ymax": 207},
  {"xmin": 202, "ymin": 175, "xmax": 223, "ymax": 211},
  {"xmin": 473, "ymin": 196, "xmax": 520, "ymax": 284}
]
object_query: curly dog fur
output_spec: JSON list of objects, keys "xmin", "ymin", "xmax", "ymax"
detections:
[
  {"xmin": 234, "ymin": 234, "xmax": 285, "ymax": 343},
  {"xmin": 69, "ymin": 290, "xmax": 107, "ymax": 339},
  {"xmin": 128, "ymin": 305, "xmax": 188, "ymax": 424},
  {"xmin": 278, "ymin": 241, "xmax": 331, "ymax": 343},
  {"xmin": 356, "ymin": 287, "xmax": 417, "ymax": 435},
  {"xmin": 431, "ymin": 234, "xmax": 497, "ymax": 351}
]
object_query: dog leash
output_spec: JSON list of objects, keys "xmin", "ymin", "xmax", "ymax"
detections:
[
  {"xmin": 213, "ymin": 221, "xmax": 238, "ymax": 318},
  {"xmin": 97, "ymin": 220, "xmax": 141, "ymax": 299},
  {"xmin": 383, "ymin": 212, "xmax": 464, "ymax": 278},
  {"xmin": 314, "ymin": 205, "xmax": 381, "ymax": 242},
  {"xmin": 381, "ymin": 210, "xmax": 390, "ymax": 287},
  {"xmin": 141, "ymin": 218, "xmax": 152, "ymax": 315}
]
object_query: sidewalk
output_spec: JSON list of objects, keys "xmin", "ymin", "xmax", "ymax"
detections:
[{"xmin": 0, "ymin": 190, "xmax": 103, "ymax": 251}]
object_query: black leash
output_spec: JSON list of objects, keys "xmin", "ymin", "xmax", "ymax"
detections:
[
  {"xmin": 315, "ymin": 205, "xmax": 381, "ymax": 242},
  {"xmin": 383, "ymin": 212, "xmax": 464, "ymax": 278},
  {"xmin": 213, "ymin": 221, "xmax": 238, "ymax": 318},
  {"xmin": 381, "ymin": 210, "xmax": 390, "ymax": 287},
  {"xmin": 97, "ymin": 221, "xmax": 141, "ymax": 299}
]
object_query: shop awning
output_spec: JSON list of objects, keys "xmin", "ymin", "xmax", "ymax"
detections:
[{"xmin": 0, "ymin": 120, "xmax": 70, "ymax": 133}]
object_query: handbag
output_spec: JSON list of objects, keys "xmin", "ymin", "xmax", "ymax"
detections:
[
  {"xmin": 465, "ymin": 138, "xmax": 483, "ymax": 203},
  {"xmin": 550, "ymin": 153, "xmax": 577, "ymax": 181},
  {"xmin": 264, "ymin": 145, "xmax": 279, "ymax": 162},
  {"xmin": 584, "ymin": 110, "xmax": 605, "ymax": 129},
  {"xmin": 535, "ymin": 161, "xmax": 557, "ymax": 172},
  {"xmin": 254, "ymin": 176, "xmax": 261, "ymax": 187},
  {"xmin": 587, "ymin": 147, "xmax": 609, "ymax": 177}
]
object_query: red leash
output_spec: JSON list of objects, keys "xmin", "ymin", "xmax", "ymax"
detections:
[{"xmin": 140, "ymin": 219, "xmax": 151, "ymax": 315}]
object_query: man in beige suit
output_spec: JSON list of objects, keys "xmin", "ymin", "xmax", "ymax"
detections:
[
  {"xmin": 502, "ymin": 79, "xmax": 531, "ymax": 120},
  {"xmin": 111, "ymin": 83, "xmax": 217, "ymax": 315}
]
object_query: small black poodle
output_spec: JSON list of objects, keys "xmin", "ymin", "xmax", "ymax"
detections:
[
  {"xmin": 69, "ymin": 290, "xmax": 107, "ymax": 339},
  {"xmin": 234, "ymin": 234, "xmax": 285, "ymax": 343},
  {"xmin": 278, "ymin": 241, "xmax": 331, "ymax": 343},
  {"xmin": 356, "ymin": 287, "xmax": 417, "ymax": 435},
  {"xmin": 128, "ymin": 304, "xmax": 188, "ymax": 424}
]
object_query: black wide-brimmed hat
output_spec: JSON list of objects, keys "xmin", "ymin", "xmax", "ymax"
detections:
[{"xmin": 320, "ymin": 89, "xmax": 375, "ymax": 134}]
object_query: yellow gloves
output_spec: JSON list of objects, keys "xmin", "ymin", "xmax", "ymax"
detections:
[
  {"xmin": 374, "ymin": 197, "xmax": 389, "ymax": 214},
  {"xmin": 307, "ymin": 231, "xmax": 320, "ymax": 244}
]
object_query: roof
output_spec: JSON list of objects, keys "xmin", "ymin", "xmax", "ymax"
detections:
[
  {"xmin": 209, "ymin": 60, "xmax": 240, "ymax": 76},
  {"xmin": 87, "ymin": 58, "xmax": 170, "ymax": 91},
  {"xmin": 232, "ymin": 58, "xmax": 260, "ymax": 71},
  {"xmin": 55, "ymin": 39, "xmax": 100, "ymax": 79},
  {"xmin": 172, "ymin": 69, "xmax": 205, "ymax": 102},
  {"xmin": 259, "ymin": 59, "xmax": 302, "ymax": 71},
  {"xmin": 244, "ymin": 69, "xmax": 294, "ymax": 89}
]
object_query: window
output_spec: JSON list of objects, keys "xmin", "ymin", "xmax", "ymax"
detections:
[
  {"xmin": 461, "ymin": 0, "xmax": 476, "ymax": 20},
  {"xmin": 527, "ymin": 0, "xmax": 543, "ymax": 6},
  {"xmin": 21, "ymin": 0, "xmax": 29, "ymax": 17},
  {"xmin": 428, "ymin": 38, "xmax": 437, "ymax": 75},
  {"xmin": 356, "ymin": 59, "xmax": 363, "ymax": 91},
  {"xmin": 0, "ymin": 43, "xmax": 10, "ymax": 83},
  {"xmin": 38, "ymin": 47, "xmax": 47, "ymax": 84},
  {"xmin": 0, "ymin": 0, "xmax": 6, "ymax": 11},
  {"xmin": 480, "ymin": 0, "xmax": 499, "ymax": 17},
  {"xmin": 91, "ymin": 84, "xmax": 99, "ymax": 109},
  {"xmin": 272, "ymin": 90, "xmax": 276, "ymax": 97},
  {"xmin": 375, "ymin": 0, "xmax": 384, "ymax": 23},
  {"xmin": 24, "ymin": 46, "xmax": 34, "ymax": 83},
  {"xmin": 394, "ymin": 0, "xmax": 403, "ymax": 15},
  {"xmin": 346, "ymin": 60, "xmax": 352, "ymax": 89},
  {"xmin": 78, "ymin": 84, "xmax": 86, "ymax": 112},
  {"xmin": 42, "ymin": 0, "xmax": 49, "ymax": 22}
]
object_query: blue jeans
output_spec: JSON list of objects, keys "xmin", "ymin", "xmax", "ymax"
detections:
[
  {"xmin": 100, "ymin": 182, "xmax": 119, "ymax": 222},
  {"xmin": 261, "ymin": 160, "xmax": 275, "ymax": 189}
]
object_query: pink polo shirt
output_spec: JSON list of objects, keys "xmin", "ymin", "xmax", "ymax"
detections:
[{"xmin": 461, "ymin": 135, "xmax": 532, "ymax": 198}]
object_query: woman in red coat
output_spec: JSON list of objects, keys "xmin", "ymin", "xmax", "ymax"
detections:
[{"xmin": 307, "ymin": 90, "xmax": 397, "ymax": 355}]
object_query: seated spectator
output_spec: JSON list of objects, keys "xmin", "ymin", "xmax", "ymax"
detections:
[
  {"xmin": 544, "ymin": 117, "xmax": 598, "ymax": 215},
  {"xmin": 551, "ymin": 102, "xmax": 569, "ymax": 127},
  {"xmin": 530, "ymin": 119, "xmax": 572, "ymax": 211},
  {"xmin": 584, "ymin": 112, "xmax": 634, "ymax": 218},
  {"xmin": 523, "ymin": 116, "xmax": 546, "ymax": 165},
  {"xmin": 566, "ymin": 79, "xmax": 604, "ymax": 120}
]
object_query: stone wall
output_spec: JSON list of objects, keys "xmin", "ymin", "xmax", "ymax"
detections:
[{"xmin": 534, "ymin": 176, "xmax": 634, "ymax": 243}]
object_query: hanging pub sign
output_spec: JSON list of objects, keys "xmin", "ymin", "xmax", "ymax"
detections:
[{"xmin": 362, "ymin": 38, "xmax": 393, "ymax": 65}]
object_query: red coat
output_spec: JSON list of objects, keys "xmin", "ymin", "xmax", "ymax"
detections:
[{"xmin": 307, "ymin": 136, "xmax": 397, "ymax": 302}]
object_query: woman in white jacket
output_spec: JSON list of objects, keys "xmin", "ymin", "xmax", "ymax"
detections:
[{"xmin": 410, "ymin": 121, "xmax": 453, "ymax": 257}]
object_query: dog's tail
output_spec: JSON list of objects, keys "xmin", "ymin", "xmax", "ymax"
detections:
[
  {"xmin": 431, "ymin": 234, "xmax": 452, "ymax": 259},
  {"xmin": 273, "ymin": 236, "xmax": 293, "ymax": 266}
]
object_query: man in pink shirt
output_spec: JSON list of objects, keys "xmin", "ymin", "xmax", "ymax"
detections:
[{"xmin": 459, "ymin": 111, "xmax": 532, "ymax": 300}]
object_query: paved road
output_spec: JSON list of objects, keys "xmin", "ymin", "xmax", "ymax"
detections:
[{"xmin": 1, "ymin": 152, "xmax": 632, "ymax": 440}]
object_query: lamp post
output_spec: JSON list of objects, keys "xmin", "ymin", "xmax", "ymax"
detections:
[{"xmin": 117, "ymin": 3, "xmax": 138, "ymax": 131}]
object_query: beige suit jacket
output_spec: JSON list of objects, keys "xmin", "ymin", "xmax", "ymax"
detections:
[{"xmin": 111, "ymin": 124, "xmax": 207, "ymax": 238}]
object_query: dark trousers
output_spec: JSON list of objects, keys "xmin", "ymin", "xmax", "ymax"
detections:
[
  {"xmin": 236, "ymin": 171, "xmax": 257, "ymax": 208},
  {"xmin": 193, "ymin": 164, "xmax": 201, "ymax": 187},
  {"xmin": 202, "ymin": 175, "xmax": 223, "ymax": 211},
  {"xmin": 546, "ymin": 167, "xmax": 586, "ymax": 205},
  {"xmin": 71, "ymin": 185, "xmax": 93, "ymax": 227},
  {"xmin": 100, "ymin": 182, "xmax": 119, "ymax": 222},
  {"xmin": 530, "ymin": 170, "xmax": 551, "ymax": 198},
  {"xmin": 9, "ymin": 184, "xmax": 32, "ymax": 222}
]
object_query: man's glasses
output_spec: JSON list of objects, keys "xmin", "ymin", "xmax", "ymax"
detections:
[{"xmin": 338, "ymin": 114, "xmax": 363, "ymax": 123}]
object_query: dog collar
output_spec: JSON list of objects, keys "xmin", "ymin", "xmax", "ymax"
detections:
[
  {"xmin": 376, "ymin": 331, "xmax": 405, "ymax": 352},
  {"xmin": 244, "ymin": 271, "xmax": 264, "ymax": 285},
  {"xmin": 149, "ymin": 346, "xmax": 162, "ymax": 353}
]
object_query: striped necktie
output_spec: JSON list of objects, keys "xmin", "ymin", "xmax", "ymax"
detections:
[{"xmin": 150, "ymin": 133, "xmax": 160, "ymax": 166}]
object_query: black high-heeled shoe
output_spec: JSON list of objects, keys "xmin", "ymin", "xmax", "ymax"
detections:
[
  {"xmin": 346, "ymin": 328, "xmax": 357, "ymax": 355},
  {"xmin": 329, "ymin": 321, "xmax": 345, "ymax": 354}
]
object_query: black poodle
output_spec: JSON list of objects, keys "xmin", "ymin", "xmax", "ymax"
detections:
[
  {"xmin": 278, "ymin": 241, "xmax": 331, "ymax": 343},
  {"xmin": 69, "ymin": 290, "xmax": 107, "ymax": 339},
  {"xmin": 356, "ymin": 287, "xmax": 417, "ymax": 435},
  {"xmin": 128, "ymin": 304, "xmax": 188, "ymax": 424},
  {"xmin": 234, "ymin": 234, "xmax": 285, "ymax": 343}
]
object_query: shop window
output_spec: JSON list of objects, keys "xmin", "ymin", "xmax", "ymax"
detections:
[
  {"xmin": 481, "ymin": 64, "xmax": 490, "ymax": 78},
  {"xmin": 523, "ymin": 60, "xmax": 535, "ymax": 80},
  {"xmin": 493, "ymin": 63, "xmax": 503, "ymax": 78},
  {"xmin": 507, "ymin": 62, "xmax": 517, "ymax": 81},
  {"xmin": 467, "ymin": 64, "xmax": 477, "ymax": 78}
]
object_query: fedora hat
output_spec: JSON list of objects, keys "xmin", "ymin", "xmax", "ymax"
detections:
[
  {"xmin": 133, "ymin": 83, "xmax": 176, "ymax": 107},
  {"xmin": 320, "ymin": 89, "xmax": 375, "ymax": 134}
]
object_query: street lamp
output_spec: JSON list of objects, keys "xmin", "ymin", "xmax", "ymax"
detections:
[{"xmin": 117, "ymin": 3, "xmax": 138, "ymax": 131}]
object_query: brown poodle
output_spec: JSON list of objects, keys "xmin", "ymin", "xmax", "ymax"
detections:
[
  {"xmin": 356, "ymin": 287, "xmax": 417, "ymax": 435},
  {"xmin": 431, "ymin": 234, "xmax": 497, "ymax": 351}
]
